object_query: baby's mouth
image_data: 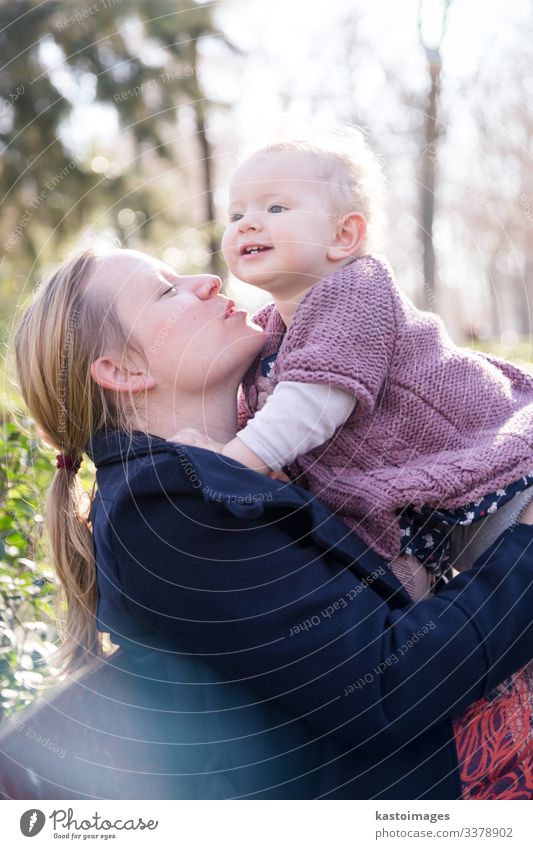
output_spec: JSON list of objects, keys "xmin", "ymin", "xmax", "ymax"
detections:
[{"xmin": 240, "ymin": 243, "xmax": 273, "ymax": 256}]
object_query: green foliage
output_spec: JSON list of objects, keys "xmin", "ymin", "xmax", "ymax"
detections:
[{"xmin": 0, "ymin": 418, "xmax": 58, "ymax": 718}]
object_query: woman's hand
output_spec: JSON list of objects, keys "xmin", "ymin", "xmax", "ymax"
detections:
[{"xmin": 519, "ymin": 497, "xmax": 533, "ymax": 525}]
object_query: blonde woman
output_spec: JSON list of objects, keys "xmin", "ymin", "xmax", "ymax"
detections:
[{"xmin": 14, "ymin": 246, "xmax": 533, "ymax": 799}]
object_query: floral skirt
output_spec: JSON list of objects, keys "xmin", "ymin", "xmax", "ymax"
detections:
[{"xmin": 453, "ymin": 663, "xmax": 533, "ymax": 799}]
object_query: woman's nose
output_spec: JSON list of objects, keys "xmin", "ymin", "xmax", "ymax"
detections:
[{"xmin": 190, "ymin": 275, "xmax": 221, "ymax": 299}]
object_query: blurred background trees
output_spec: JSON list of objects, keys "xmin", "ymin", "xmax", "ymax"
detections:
[
  {"xmin": 0, "ymin": 0, "xmax": 231, "ymax": 334},
  {"xmin": 2, "ymin": 0, "xmax": 532, "ymax": 341},
  {"xmin": 0, "ymin": 0, "xmax": 532, "ymax": 711}
]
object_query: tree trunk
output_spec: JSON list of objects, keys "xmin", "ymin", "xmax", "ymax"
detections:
[
  {"xmin": 194, "ymin": 101, "xmax": 222, "ymax": 278},
  {"xmin": 417, "ymin": 0, "xmax": 451, "ymax": 310},
  {"xmin": 420, "ymin": 56, "xmax": 441, "ymax": 310}
]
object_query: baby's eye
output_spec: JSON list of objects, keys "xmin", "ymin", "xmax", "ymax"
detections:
[
  {"xmin": 268, "ymin": 204, "xmax": 287, "ymax": 214},
  {"xmin": 229, "ymin": 212, "xmax": 243, "ymax": 223},
  {"xmin": 163, "ymin": 286, "xmax": 178, "ymax": 296}
]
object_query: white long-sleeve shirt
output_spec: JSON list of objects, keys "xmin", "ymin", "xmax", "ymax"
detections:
[{"xmin": 237, "ymin": 381, "xmax": 357, "ymax": 471}]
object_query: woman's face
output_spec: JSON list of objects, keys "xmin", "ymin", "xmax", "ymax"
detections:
[{"xmin": 89, "ymin": 249, "xmax": 264, "ymax": 394}]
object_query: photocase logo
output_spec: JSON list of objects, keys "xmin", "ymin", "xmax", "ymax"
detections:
[{"xmin": 20, "ymin": 809, "xmax": 46, "ymax": 837}]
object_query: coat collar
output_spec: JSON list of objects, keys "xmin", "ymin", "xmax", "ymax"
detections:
[
  {"xmin": 85, "ymin": 428, "xmax": 169, "ymax": 466},
  {"xmin": 86, "ymin": 429, "xmax": 412, "ymax": 606}
]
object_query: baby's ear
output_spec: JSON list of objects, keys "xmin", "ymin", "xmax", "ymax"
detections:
[{"xmin": 327, "ymin": 212, "xmax": 367, "ymax": 261}]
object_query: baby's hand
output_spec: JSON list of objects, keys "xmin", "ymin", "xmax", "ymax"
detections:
[
  {"xmin": 222, "ymin": 437, "xmax": 273, "ymax": 476},
  {"xmin": 266, "ymin": 469, "xmax": 291, "ymax": 483},
  {"xmin": 170, "ymin": 431, "xmax": 289, "ymax": 481},
  {"xmin": 170, "ymin": 428, "xmax": 225, "ymax": 454}
]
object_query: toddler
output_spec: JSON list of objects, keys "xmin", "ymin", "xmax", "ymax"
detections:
[{"xmin": 214, "ymin": 127, "xmax": 533, "ymax": 599}]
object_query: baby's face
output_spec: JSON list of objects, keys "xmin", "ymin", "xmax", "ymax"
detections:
[{"xmin": 222, "ymin": 151, "xmax": 340, "ymax": 299}]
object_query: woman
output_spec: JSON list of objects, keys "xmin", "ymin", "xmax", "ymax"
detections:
[{"xmin": 14, "ymin": 246, "xmax": 533, "ymax": 799}]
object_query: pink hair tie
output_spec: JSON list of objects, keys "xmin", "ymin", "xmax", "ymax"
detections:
[{"xmin": 56, "ymin": 452, "xmax": 82, "ymax": 473}]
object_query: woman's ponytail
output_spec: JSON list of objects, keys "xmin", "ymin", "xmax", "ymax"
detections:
[
  {"xmin": 45, "ymin": 466, "xmax": 101, "ymax": 673},
  {"xmin": 14, "ymin": 249, "xmax": 139, "ymax": 674}
]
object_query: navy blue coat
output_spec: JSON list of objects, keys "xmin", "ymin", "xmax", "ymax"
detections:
[{"xmin": 86, "ymin": 429, "xmax": 533, "ymax": 799}]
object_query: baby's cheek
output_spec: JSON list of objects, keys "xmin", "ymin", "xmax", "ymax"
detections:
[{"xmin": 221, "ymin": 228, "xmax": 235, "ymax": 265}]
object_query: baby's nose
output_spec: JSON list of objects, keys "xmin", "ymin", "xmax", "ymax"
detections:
[{"xmin": 239, "ymin": 213, "xmax": 263, "ymax": 232}]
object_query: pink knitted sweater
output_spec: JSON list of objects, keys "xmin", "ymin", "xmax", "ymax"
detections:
[{"xmin": 238, "ymin": 255, "xmax": 533, "ymax": 560}]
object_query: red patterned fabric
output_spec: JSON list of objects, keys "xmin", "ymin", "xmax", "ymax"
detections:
[{"xmin": 453, "ymin": 663, "xmax": 533, "ymax": 799}]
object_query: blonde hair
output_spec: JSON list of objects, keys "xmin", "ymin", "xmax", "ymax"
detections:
[
  {"xmin": 14, "ymin": 247, "xmax": 144, "ymax": 675},
  {"xmin": 243, "ymin": 123, "xmax": 386, "ymax": 252}
]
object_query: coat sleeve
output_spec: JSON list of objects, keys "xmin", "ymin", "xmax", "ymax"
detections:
[
  {"xmin": 109, "ymin": 469, "xmax": 533, "ymax": 753},
  {"xmin": 275, "ymin": 257, "xmax": 398, "ymax": 418}
]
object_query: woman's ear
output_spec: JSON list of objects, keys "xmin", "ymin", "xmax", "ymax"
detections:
[
  {"xmin": 327, "ymin": 212, "xmax": 367, "ymax": 261},
  {"xmin": 90, "ymin": 356, "xmax": 157, "ymax": 393}
]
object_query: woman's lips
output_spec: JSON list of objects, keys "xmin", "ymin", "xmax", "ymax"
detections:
[
  {"xmin": 223, "ymin": 300, "xmax": 247, "ymax": 319},
  {"xmin": 225, "ymin": 308, "xmax": 247, "ymax": 319}
]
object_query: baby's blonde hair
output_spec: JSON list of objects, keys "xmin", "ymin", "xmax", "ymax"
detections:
[{"xmin": 242, "ymin": 123, "xmax": 386, "ymax": 252}]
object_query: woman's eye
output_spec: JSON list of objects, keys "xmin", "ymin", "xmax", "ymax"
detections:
[
  {"xmin": 268, "ymin": 204, "xmax": 287, "ymax": 214},
  {"xmin": 229, "ymin": 213, "xmax": 243, "ymax": 222}
]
